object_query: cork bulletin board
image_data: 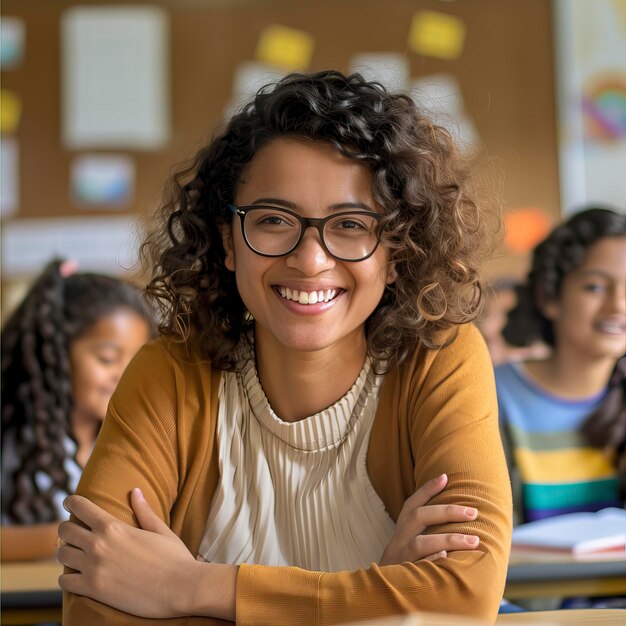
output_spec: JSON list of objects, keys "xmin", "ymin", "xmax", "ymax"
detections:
[{"xmin": 1, "ymin": 0, "xmax": 559, "ymax": 289}]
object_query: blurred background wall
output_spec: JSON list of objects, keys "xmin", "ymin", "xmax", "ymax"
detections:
[{"xmin": 1, "ymin": 0, "xmax": 625, "ymax": 317}]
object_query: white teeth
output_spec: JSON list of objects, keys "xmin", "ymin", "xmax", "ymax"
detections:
[
  {"xmin": 597, "ymin": 323, "xmax": 625, "ymax": 334},
  {"xmin": 277, "ymin": 287, "xmax": 339, "ymax": 304}
]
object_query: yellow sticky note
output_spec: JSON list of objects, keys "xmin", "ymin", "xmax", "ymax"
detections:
[
  {"xmin": 1, "ymin": 90, "xmax": 22, "ymax": 134},
  {"xmin": 408, "ymin": 11, "xmax": 466, "ymax": 60},
  {"xmin": 256, "ymin": 25, "xmax": 314, "ymax": 71}
]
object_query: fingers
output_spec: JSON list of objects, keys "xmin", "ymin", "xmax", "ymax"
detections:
[
  {"xmin": 402, "ymin": 474, "xmax": 448, "ymax": 511},
  {"xmin": 408, "ymin": 532, "xmax": 479, "ymax": 562},
  {"xmin": 422, "ymin": 550, "xmax": 447, "ymax": 562},
  {"xmin": 63, "ymin": 495, "xmax": 114, "ymax": 531},
  {"xmin": 59, "ymin": 572, "xmax": 90, "ymax": 597},
  {"xmin": 415, "ymin": 504, "xmax": 478, "ymax": 529},
  {"xmin": 58, "ymin": 520, "xmax": 92, "ymax": 550},
  {"xmin": 130, "ymin": 488, "xmax": 171, "ymax": 535},
  {"xmin": 57, "ymin": 544, "xmax": 87, "ymax": 572},
  {"xmin": 394, "ymin": 503, "xmax": 478, "ymax": 546}
]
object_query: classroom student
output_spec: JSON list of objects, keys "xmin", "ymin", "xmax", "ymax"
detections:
[
  {"xmin": 495, "ymin": 207, "xmax": 626, "ymax": 525},
  {"xmin": 1, "ymin": 259, "xmax": 153, "ymax": 561},
  {"xmin": 57, "ymin": 71, "xmax": 512, "ymax": 625}
]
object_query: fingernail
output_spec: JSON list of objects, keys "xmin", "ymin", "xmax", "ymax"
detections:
[
  {"xmin": 437, "ymin": 473, "xmax": 447, "ymax": 482},
  {"xmin": 465, "ymin": 536, "xmax": 480, "ymax": 546},
  {"xmin": 464, "ymin": 507, "xmax": 478, "ymax": 518},
  {"xmin": 133, "ymin": 487, "xmax": 144, "ymax": 500},
  {"xmin": 62, "ymin": 498, "xmax": 70, "ymax": 513}
]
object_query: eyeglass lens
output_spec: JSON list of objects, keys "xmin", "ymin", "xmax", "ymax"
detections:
[{"xmin": 242, "ymin": 207, "xmax": 379, "ymax": 260}]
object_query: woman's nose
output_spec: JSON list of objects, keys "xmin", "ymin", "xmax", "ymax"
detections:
[{"xmin": 284, "ymin": 227, "xmax": 336, "ymax": 275}]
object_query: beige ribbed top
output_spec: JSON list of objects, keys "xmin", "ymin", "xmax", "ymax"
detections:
[{"xmin": 197, "ymin": 354, "xmax": 395, "ymax": 572}]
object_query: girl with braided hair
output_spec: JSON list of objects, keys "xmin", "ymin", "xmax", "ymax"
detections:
[
  {"xmin": 58, "ymin": 71, "xmax": 512, "ymax": 625},
  {"xmin": 1, "ymin": 259, "xmax": 152, "ymax": 560},
  {"xmin": 496, "ymin": 207, "xmax": 626, "ymax": 525}
]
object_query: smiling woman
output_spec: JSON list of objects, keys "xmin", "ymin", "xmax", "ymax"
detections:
[
  {"xmin": 59, "ymin": 71, "xmax": 512, "ymax": 626},
  {"xmin": 1, "ymin": 260, "xmax": 153, "ymax": 560}
]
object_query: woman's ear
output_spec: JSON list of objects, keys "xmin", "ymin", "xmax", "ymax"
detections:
[
  {"xmin": 385, "ymin": 262, "xmax": 398, "ymax": 285},
  {"xmin": 219, "ymin": 223, "xmax": 236, "ymax": 272}
]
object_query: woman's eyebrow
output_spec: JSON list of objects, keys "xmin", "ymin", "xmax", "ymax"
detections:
[
  {"xmin": 250, "ymin": 197, "xmax": 296, "ymax": 208},
  {"xmin": 249, "ymin": 198, "xmax": 374, "ymax": 212}
]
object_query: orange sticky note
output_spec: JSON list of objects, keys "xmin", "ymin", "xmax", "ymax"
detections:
[
  {"xmin": 1, "ymin": 90, "xmax": 22, "ymax": 134},
  {"xmin": 408, "ymin": 11, "xmax": 466, "ymax": 60},
  {"xmin": 255, "ymin": 25, "xmax": 314, "ymax": 71},
  {"xmin": 504, "ymin": 209, "xmax": 552, "ymax": 254}
]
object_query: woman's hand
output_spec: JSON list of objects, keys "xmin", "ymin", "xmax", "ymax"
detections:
[
  {"xmin": 379, "ymin": 474, "xmax": 480, "ymax": 565},
  {"xmin": 57, "ymin": 489, "xmax": 236, "ymax": 620}
]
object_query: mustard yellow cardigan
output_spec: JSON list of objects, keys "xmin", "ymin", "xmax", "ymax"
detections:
[{"xmin": 63, "ymin": 324, "xmax": 512, "ymax": 625}]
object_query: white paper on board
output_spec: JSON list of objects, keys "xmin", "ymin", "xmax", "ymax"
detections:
[
  {"xmin": 349, "ymin": 53, "xmax": 410, "ymax": 93},
  {"xmin": 411, "ymin": 74, "xmax": 479, "ymax": 152},
  {"xmin": 1, "ymin": 216, "xmax": 140, "ymax": 277},
  {"xmin": 71, "ymin": 154, "xmax": 135, "ymax": 207},
  {"xmin": 226, "ymin": 61, "xmax": 285, "ymax": 116},
  {"xmin": 61, "ymin": 6, "xmax": 170, "ymax": 149},
  {"xmin": 0, "ymin": 138, "xmax": 19, "ymax": 217},
  {"xmin": 0, "ymin": 17, "xmax": 26, "ymax": 69}
]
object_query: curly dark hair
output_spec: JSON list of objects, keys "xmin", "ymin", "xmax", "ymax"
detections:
[
  {"xmin": 1, "ymin": 259, "xmax": 154, "ymax": 524},
  {"xmin": 142, "ymin": 70, "xmax": 491, "ymax": 370},
  {"xmin": 503, "ymin": 206, "xmax": 626, "ymax": 499}
]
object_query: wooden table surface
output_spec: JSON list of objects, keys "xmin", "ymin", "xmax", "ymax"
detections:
[{"xmin": 505, "ymin": 552, "xmax": 626, "ymax": 599}]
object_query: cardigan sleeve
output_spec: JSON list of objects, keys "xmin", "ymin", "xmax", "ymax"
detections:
[
  {"xmin": 62, "ymin": 341, "xmax": 227, "ymax": 626},
  {"xmin": 235, "ymin": 325, "xmax": 512, "ymax": 626}
]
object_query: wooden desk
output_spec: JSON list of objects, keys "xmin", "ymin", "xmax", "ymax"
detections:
[
  {"xmin": 505, "ymin": 552, "xmax": 626, "ymax": 599},
  {"xmin": 1, "ymin": 560, "xmax": 62, "ymax": 625},
  {"xmin": 496, "ymin": 609, "xmax": 626, "ymax": 624},
  {"xmin": 349, "ymin": 609, "xmax": 626, "ymax": 625}
]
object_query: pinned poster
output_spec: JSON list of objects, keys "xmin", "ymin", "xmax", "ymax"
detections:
[
  {"xmin": 0, "ymin": 138, "xmax": 19, "ymax": 217},
  {"xmin": 411, "ymin": 74, "xmax": 464, "ymax": 116},
  {"xmin": 1, "ymin": 90, "xmax": 22, "ymax": 134},
  {"xmin": 255, "ymin": 25, "xmax": 314, "ymax": 71},
  {"xmin": 408, "ymin": 11, "xmax": 466, "ymax": 60},
  {"xmin": 504, "ymin": 209, "xmax": 552, "ymax": 254},
  {"xmin": 1, "ymin": 17, "xmax": 25, "ymax": 69},
  {"xmin": 71, "ymin": 155, "xmax": 135, "ymax": 207},
  {"xmin": 411, "ymin": 74, "xmax": 479, "ymax": 152},
  {"xmin": 349, "ymin": 53, "xmax": 410, "ymax": 92},
  {"xmin": 1, "ymin": 216, "xmax": 140, "ymax": 276},
  {"xmin": 226, "ymin": 61, "xmax": 285, "ymax": 117},
  {"xmin": 61, "ymin": 6, "xmax": 169, "ymax": 149}
]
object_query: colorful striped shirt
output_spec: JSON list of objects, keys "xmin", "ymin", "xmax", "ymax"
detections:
[{"xmin": 494, "ymin": 362, "xmax": 620, "ymax": 523}]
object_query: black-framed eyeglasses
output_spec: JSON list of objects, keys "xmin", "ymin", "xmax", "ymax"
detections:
[{"xmin": 228, "ymin": 204, "xmax": 382, "ymax": 262}]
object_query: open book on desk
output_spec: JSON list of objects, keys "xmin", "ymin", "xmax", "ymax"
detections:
[{"xmin": 511, "ymin": 508, "xmax": 626, "ymax": 557}]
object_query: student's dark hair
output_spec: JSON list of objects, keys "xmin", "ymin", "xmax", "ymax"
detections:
[
  {"xmin": 503, "ymin": 207, "xmax": 626, "ymax": 347},
  {"xmin": 581, "ymin": 357, "xmax": 626, "ymax": 501},
  {"xmin": 142, "ymin": 70, "xmax": 490, "ymax": 370},
  {"xmin": 503, "ymin": 206, "xmax": 626, "ymax": 500},
  {"xmin": 1, "ymin": 259, "xmax": 153, "ymax": 524}
]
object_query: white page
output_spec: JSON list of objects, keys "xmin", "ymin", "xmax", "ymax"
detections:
[
  {"xmin": 1, "ymin": 216, "xmax": 140, "ymax": 276},
  {"xmin": 0, "ymin": 138, "xmax": 19, "ymax": 216},
  {"xmin": 512, "ymin": 508, "xmax": 626, "ymax": 552},
  {"xmin": 349, "ymin": 53, "xmax": 410, "ymax": 93},
  {"xmin": 61, "ymin": 6, "xmax": 169, "ymax": 149}
]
